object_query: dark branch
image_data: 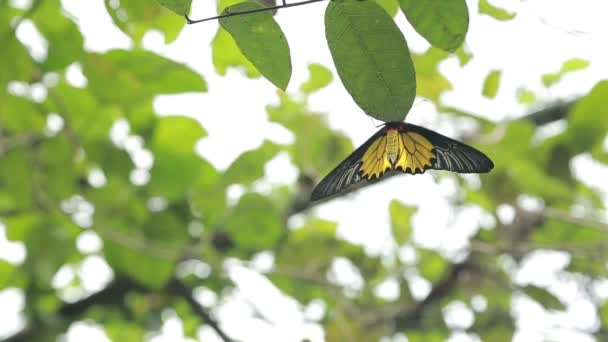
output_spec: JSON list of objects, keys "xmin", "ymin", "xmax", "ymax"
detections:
[
  {"xmin": 167, "ymin": 279, "xmax": 235, "ymax": 342},
  {"xmin": 521, "ymin": 100, "xmax": 575, "ymax": 126},
  {"xmin": 1, "ymin": 278, "xmax": 141, "ymax": 342},
  {"xmin": 185, "ymin": 0, "xmax": 327, "ymax": 25},
  {"xmin": 1, "ymin": 278, "xmax": 234, "ymax": 342},
  {"xmin": 394, "ymin": 260, "xmax": 470, "ymax": 327}
]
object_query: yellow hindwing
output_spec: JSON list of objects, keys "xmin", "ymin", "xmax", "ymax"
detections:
[
  {"xmin": 360, "ymin": 130, "xmax": 437, "ymax": 180},
  {"xmin": 395, "ymin": 132, "xmax": 435, "ymax": 173}
]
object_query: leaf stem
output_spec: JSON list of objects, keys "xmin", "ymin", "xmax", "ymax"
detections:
[{"xmin": 185, "ymin": 0, "xmax": 327, "ymax": 25}]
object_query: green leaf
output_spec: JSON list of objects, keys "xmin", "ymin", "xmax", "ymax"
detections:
[
  {"xmin": 45, "ymin": 83, "xmax": 119, "ymax": 142},
  {"xmin": 479, "ymin": 0, "xmax": 516, "ymax": 21},
  {"xmin": 482, "ymin": 69, "xmax": 501, "ymax": 98},
  {"xmin": 103, "ymin": 212, "xmax": 187, "ymax": 289},
  {"xmin": 405, "ymin": 330, "xmax": 449, "ymax": 342},
  {"xmin": 417, "ymin": 248, "xmax": 447, "ymax": 283},
  {"xmin": 375, "ymin": 0, "xmax": 399, "ymax": 17},
  {"xmin": 517, "ymin": 88, "xmax": 536, "ymax": 104},
  {"xmin": 0, "ymin": 94, "xmax": 45, "ymax": 133},
  {"xmin": 156, "ymin": 0, "xmax": 191, "ymax": 15},
  {"xmin": 412, "ymin": 48, "xmax": 453, "ymax": 101},
  {"xmin": 0, "ymin": 36, "xmax": 35, "ymax": 85},
  {"xmin": 28, "ymin": 1, "xmax": 84, "ymax": 71},
  {"xmin": 542, "ymin": 58, "xmax": 590, "ymax": 88},
  {"xmin": 105, "ymin": 322, "xmax": 146, "ymax": 341},
  {"xmin": 522, "ymin": 285, "xmax": 565, "ymax": 311},
  {"xmin": 105, "ymin": 0, "xmax": 186, "ymax": 43},
  {"xmin": 220, "ymin": 2, "xmax": 291, "ymax": 90},
  {"xmin": 224, "ymin": 193, "xmax": 282, "ymax": 252},
  {"xmin": 389, "ymin": 200, "xmax": 415, "ymax": 245},
  {"xmin": 267, "ymin": 93, "xmax": 353, "ymax": 172},
  {"xmin": 300, "ymin": 63, "xmax": 333, "ymax": 95},
  {"xmin": 399, "ymin": 0, "xmax": 469, "ymax": 52},
  {"xmin": 8, "ymin": 213, "xmax": 79, "ymax": 286},
  {"xmin": 0, "ymin": 260, "xmax": 15, "ymax": 288},
  {"xmin": 222, "ymin": 140, "xmax": 280, "ymax": 186},
  {"xmin": 83, "ymin": 50, "xmax": 206, "ymax": 106},
  {"xmin": 148, "ymin": 116, "xmax": 209, "ymax": 200},
  {"xmin": 566, "ymin": 80, "xmax": 608, "ymax": 153},
  {"xmin": 274, "ymin": 218, "xmax": 373, "ymax": 289},
  {"xmin": 0, "ymin": 150, "xmax": 35, "ymax": 210},
  {"xmin": 600, "ymin": 302, "xmax": 608, "ymax": 329},
  {"xmin": 325, "ymin": 0, "xmax": 416, "ymax": 122},
  {"xmin": 212, "ymin": 28, "xmax": 261, "ymax": 77},
  {"xmin": 455, "ymin": 46, "xmax": 473, "ymax": 66}
]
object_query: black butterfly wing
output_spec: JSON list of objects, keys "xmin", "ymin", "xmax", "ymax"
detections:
[
  {"xmin": 405, "ymin": 123, "xmax": 494, "ymax": 173},
  {"xmin": 310, "ymin": 127, "xmax": 387, "ymax": 202}
]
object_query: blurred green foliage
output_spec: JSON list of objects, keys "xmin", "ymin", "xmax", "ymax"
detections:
[{"xmin": 0, "ymin": 0, "xmax": 607, "ymax": 342}]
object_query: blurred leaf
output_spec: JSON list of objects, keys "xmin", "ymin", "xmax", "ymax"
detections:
[
  {"xmin": 565, "ymin": 80, "xmax": 608, "ymax": 153},
  {"xmin": 325, "ymin": 0, "xmax": 416, "ymax": 122},
  {"xmin": 0, "ymin": 94, "xmax": 45, "ymax": 133},
  {"xmin": 600, "ymin": 301, "xmax": 608, "ymax": 329},
  {"xmin": 479, "ymin": 0, "xmax": 515, "ymax": 21},
  {"xmin": 405, "ymin": 330, "xmax": 449, "ymax": 342},
  {"xmin": 37, "ymin": 135, "xmax": 79, "ymax": 201},
  {"xmin": 389, "ymin": 200, "xmax": 415, "ymax": 245},
  {"xmin": 0, "ymin": 149, "xmax": 35, "ymax": 210},
  {"xmin": 31, "ymin": 1, "xmax": 84, "ymax": 71},
  {"xmin": 482, "ymin": 69, "xmax": 501, "ymax": 99},
  {"xmin": 104, "ymin": 212, "xmax": 187, "ymax": 288},
  {"xmin": 222, "ymin": 140, "xmax": 281, "ymax": 186},
  {"xmin": 399, "ymin": 0, "xmax": 468, "ymax": 52},
  {"xmin": 300, "ymin": 63, "xmax": 333, "ymax": 95},
  {"xmin": 224, "ymin": 193, "xmax": 282, "ymax": 252},
  {"xmin": 542, "ymin": 58, "xmax": 590, "ymax": 88},
  {"xmin": 85, "ymin": 142, "xmax": 133, "ymax": 184},
  {"xmin": 148, "ymin": 116, "xmax": 209, "ymax": 200},
  {"xmin": 417, "ymin": 248, "xmax": 447, "ymax": 283},
  {"xmin": 105, "ymin": 321, "xmax": 146, "ymax": 341},
  {"xmin": 220, "ymin": 2, "xmax": 291, "ymax": 89},
  {"xmin": 0, "ymin": 36, "xmax": 35, "ymax": 85},
  {"xmin": 105, "ymin": 0, "xmax": 186, "ymax": 43},
  {"xmin": 7, "ymin": 213, "xmax": 79, "ymax": 286},
  {"xmin": 83, "ymin": 50, "xmax": 206, "ymax": 106},
  {"xmin": 455, "ymin": 46, "xmax": 473, "ymax": 66},
  {"xmin": 277, "ymin": 219, "xmax": 364, "ymax": 274},
  {"xmin": 412, "ymin": 48, "xmax": 453, "ymax": 101},
  {"xmin": 45, "ymin": 83, "xmax": 119, "ymax": 142},
  {"xmin": 156, "ymin": 0, "xmax": 192, "ymax": 15},
  {"xmin": 522, "ymin": 285, "xmax": 565, "ymax": 311},
  {"xmin": 517, "ymin": 88, "xmax": 536, "ymax": 104},
  {"xmin": 267, "ymin": 93, "xmax": 352, "ymax": 173},
  {"xmin": 532, "ymin": 219, "xmax": 607, "ymax": 246},
  {"xmin": 375, "ymin": 0, "xmax": 399, "ymax": 17},
  {"xmin": 212, "ymin": 28, "xmax": 261, "ymax": 78},
  {"xmin": 0, "ymin": 260, "xmax": 15, "ymax": 288}
]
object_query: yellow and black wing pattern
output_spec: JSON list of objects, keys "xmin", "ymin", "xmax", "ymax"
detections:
[{"xmin": 310, "ymin": 122, "xmax": 494, "ymax": 201}]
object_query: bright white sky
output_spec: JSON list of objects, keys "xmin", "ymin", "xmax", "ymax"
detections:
[{"xmin": 1, "ymin": 0, "xmax": 608, "ymax": 341}]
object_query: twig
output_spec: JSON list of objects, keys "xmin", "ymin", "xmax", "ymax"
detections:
[
  {"xmin": 185, "ymin": 0, "xmax": 327, "ymax": 25},
  {"xmin": 167, "ymin": 279, "xmax": 235, "ymax": 342},
  {"xmin": 542, "ymin": 207, "xmax": 608, "ymax": 231}
]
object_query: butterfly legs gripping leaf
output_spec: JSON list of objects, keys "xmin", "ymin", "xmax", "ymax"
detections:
[{"xmin": 310, "ymin": 122, "xmax": 494, "ymax": 202}]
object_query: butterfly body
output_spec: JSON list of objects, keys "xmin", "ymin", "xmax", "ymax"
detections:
[{"xmin": 310, "ymin": 122, "xmax": 494, "ymax": 202}]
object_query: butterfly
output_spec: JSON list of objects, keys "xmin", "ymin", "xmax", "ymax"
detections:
[{"xmin": 310, "ymin": 122, "xmax": 494, "ymax": 202}]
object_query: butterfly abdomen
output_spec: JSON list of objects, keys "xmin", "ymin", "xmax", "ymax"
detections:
[{"xmin": 386, "ymin": 128, "xmax": 400, "ymax": 164}]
